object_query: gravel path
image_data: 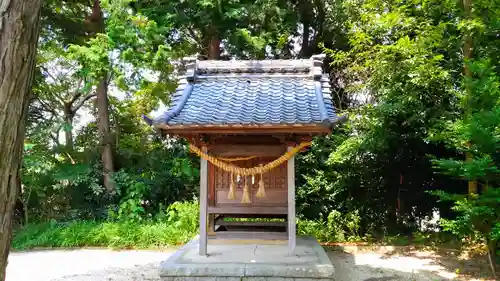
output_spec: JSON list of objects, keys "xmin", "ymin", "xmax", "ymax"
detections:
[
  {"xmin": 6, "ymin": 249, "xmax": 170, "ymax": 281},
  {"xmin": 6, "ymin": 248, "xmax": 488, "ymax": 281}
]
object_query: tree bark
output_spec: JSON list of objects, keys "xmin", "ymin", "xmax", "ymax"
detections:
[
  {"xmin": 90, "ymin": 0, "xmax": 115, "ymax": 194},
  {"xmin": 300, "ymin": 21, "xmax": 310, "ymax": 58},
  {"xmin": 484, "ymin": 236, "xmax": 497, "ymax": 279},
  {"xmin": 96, "ymin": 79, "xmax": 115, "ymax": 194},
  {"xmin": 298, "ymin": 0, "xmax": 312, "ymax": 58},
  {"xmin": 207, "ymin": 27, "xmax": 220, "ymax": 59},
  {"xmin": 0, "ymin": 0, "xmax": 42, "ymax": 280},
  {"xmin": 63, "ymin": 104, "xmax": 74, "ymax": 151}
]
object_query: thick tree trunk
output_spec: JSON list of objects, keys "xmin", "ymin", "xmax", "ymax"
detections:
[
  {"xmin": 298, "ymin": 0, "xmax": 312, "ymax": 58},
  {"xmin": 207, "ymin": 28, "xmax": 220, "ymax": 59},
  {"xmin": 0, "ymin": 0, "xmax": 42, "ymax": 280}
]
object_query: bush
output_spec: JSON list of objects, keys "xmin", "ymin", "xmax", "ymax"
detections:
[
  {"xmin": 298, "ymin": 210, "xmax": 362, "ymax": 242},
  {"xmin": 12, "ymin": 201, "xmax": 199, "ymax": 250},
  {"xmin": 13, "ymin": 200, "xmax": 365, "ymax": 249}
]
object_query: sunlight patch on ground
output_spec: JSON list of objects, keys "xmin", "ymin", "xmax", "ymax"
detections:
[
  {"xmin": 7, "ymin": 249, "xmax": 171, "ymax": 281},
  {"xmin": 353, "ymin": 252, "xmax": 458, "ymax": 279}
]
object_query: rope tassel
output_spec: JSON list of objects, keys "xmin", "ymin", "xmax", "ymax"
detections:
[
  {"xmin": 256, "ymin": 174, "xmax": 266, "ymax": 198},
  {"xmin": 241, "ymin": 177, "xmax": 251, "ymax": 204},
  {"xmin": 228, "ymin": 174, "xmax": 236, "ymax": 200}
]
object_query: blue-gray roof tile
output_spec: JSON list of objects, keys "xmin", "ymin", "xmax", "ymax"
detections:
[{"xmin": 152, "ymin": 55, "xmax": 341, "ymax": 128}]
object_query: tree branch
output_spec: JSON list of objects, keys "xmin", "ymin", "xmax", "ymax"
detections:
[
  {"xmin": 71, "ymin": 92, "xmax": 97, "ymax": 114},
  {"xmin": 37, "ymin": 97, "xmax": 59, "ymax": 117},
  {"xmin": 40, "ymin": 65, "xmax": 58, "ymax": 82},
  {"xmin": 49, "ymin": 132, "xmax": 61, "ymax": 148},
  {"xmin": 69, "ymin": 78, "xmax": 84, "ymax": 105},
  {"xmin": 39, "ymin": 66, "xmax": 68, "ymax": 104},
  {"xmin": 187, "ymin": 27, "xmax": 201, "ymax": 46},
  {"xmin": 107, "ymin": 71, "xmax": 114, "ymax": 85}
]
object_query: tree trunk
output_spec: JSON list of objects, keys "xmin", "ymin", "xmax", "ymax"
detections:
[
  {"xmin": 90, "ymin": 0, "xmax": 115, "ymax": 194},
  {"xmin": 485, "ymin": 237, "xmax": 497, "ymax": 279},
  {"xmin": 300, "ymin": 21, "xmax": 310, "ymax": 58},
  {"xmin": 462, "ymin": 0, "xmax": 477, "ymax": 195},
  {"xmin": 298, "ymin": 0, "xmax": 312, "ymax": 58},
  {"xmin": 63, "ymin": 104, "xmax": 74, "ymax": 151},
  {"xmin": 96, "ymin": 78, "xmax": 115, "ymax": 194},
  {"xmin": 207, "ymin": 28, "xmax": 220, "ymax": 59},
  {"xmin": 0, "ymin": 1, "xmax": 42, "ymax": 280}
]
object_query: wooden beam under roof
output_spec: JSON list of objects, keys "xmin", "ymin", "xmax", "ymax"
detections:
[
  {"xmin": 208, "ymin": 144, "xmax": 286, "ymax": 157},
  {"xmin": 157, "ymin": 123, "xmax": 331, "ymax": 135}
]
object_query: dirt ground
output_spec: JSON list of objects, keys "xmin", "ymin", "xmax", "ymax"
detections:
[
  {"xmin": 6, "ymin": 247, "xmax": 497, "ymax": 281},
  {"xmin": 327, "ymin": 246, "xmax": 496, "ymax": 281}
]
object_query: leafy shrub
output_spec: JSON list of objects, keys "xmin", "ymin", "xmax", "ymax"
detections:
[
  {"xmin": 161, "ymin": 201, "xmax": 199, "ymax": 242},
  {"xmin": 12, "ymin": 201, "xmax": 199, "ymax": 250},
  {"xmin": 298, "ymin": 210, "xmax": 362, "ymax": 242},
  {"xmin": 110, "ymin": 170, "xmax": 148, "ymax": 222},
  {"xmin": 14, "ymin": 199, "xmax": 365, "ymax": 249}
]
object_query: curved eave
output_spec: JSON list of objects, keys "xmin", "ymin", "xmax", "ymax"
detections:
[
  {"xmin": 147, "ymin": 83, "xmax": 194, "ymax": 127},
  {"xmin": 156, "ymin": 124, "xmax": 330, "ymax": 135},
  {"xmin": 154, "ymin": 115, "xmax": 347, "ymax": 135}
]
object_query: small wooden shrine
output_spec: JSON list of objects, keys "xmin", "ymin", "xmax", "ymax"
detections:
[{"xmin": 147, "ymin": 54, "xmax": 343, "ymax": 256}]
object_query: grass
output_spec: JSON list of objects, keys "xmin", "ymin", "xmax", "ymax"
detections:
[
  {"xmin": 11, "ymin": 199, "xmax": 459, "ymax": 251},
  {"xmin": 12, "ymin": 201, "xmax": 201, "ymax": 250},
  {"xmin": 12, "ymin": 220, "xmax": 463, "ymax": 252},
  {"xmin": 12, "ymin": 219, "xmax": 361, "ymax": 250},
  {"xmin": 12, "ymin": 220, "xmax": 196, "ymax": 250}
]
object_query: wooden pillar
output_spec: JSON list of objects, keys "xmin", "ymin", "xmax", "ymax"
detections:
[
  {"xmin": 287, "ymin": 146, "xmax": 296, "ymax": 255},
  {"xmin": 208, "ymin": 214, "xmax": 216, "ymax": 236},
  {"xmin": 199, "ymin": 146, "xmax": 208, "ymax": 256}
]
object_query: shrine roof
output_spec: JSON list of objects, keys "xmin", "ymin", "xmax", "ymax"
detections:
[{"xmin": 147, "ymin": 55, "xmax": 344, "ymax": 133}]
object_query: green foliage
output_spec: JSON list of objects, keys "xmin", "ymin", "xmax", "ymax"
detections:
[
  {"xmin": 14, "ymin": 199, "xmax": 367, "ymax": 249},
  {"xmin": 298, "ymin": 210, "xmax": 362, "ymax": 242},
  {"xmin": 424, "ymin": 0, "xmax": 500, "ymax": 271},
  {"xmin": 21, "ymin": 142, "xmax": 104, "ymax": 222},
  {"xmin": 430, "ymin": 59, "xmax": 500, "ymax": 266},
  {"xmin": 12, "ymin": 201, "xmax": 199, "ymax": 250},
  {"xmin": 67, "ymin": 0, "xmax": 176, "ymax": 105},
  {"xmin": 314, "ymin": 0, "xmax": 483, "ymax": 238},
  {"xmin": 161, "ymin": 201, "xmax": 199, "ymax": 237},
  {"xmin": 134, "ymin": 0, "xmax": 298, "ymax": 59},
  {"xmin": 111, "ymin": 170, "xmax": 148, "ymax": 221},
  {"xmin": 433, "ymin": 189, "xmax": 500, "ymax": 239}
]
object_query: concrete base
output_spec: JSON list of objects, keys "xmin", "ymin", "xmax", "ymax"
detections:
[{"xmin": 159, "ymin": 236, "xmax": 334, "ymax": 281}]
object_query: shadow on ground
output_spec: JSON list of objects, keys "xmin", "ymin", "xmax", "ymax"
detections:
[{"xmin": 325, "ymin": 246, "xmax": 497, "ymax": 281}]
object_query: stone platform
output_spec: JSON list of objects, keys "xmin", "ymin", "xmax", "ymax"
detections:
[{"xmin": 159, "ymin": 236, "xmax": 334, "ymax": 281}]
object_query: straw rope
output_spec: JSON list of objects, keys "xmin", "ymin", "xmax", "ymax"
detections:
[
  {"xmin": 241, "ymin": 176, "xmax": 251, "ymax": 203},
  {"xmin": 188, "ymin": 141, "xmax": 311, "ymax": 176}
]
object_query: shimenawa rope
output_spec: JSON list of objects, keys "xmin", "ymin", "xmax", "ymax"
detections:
[
  {"xmin": 188, "ymin": 142, "xmax": 311, "ymax": 176},
  {"xmin": 189, "ymin": 141, "xmax": 311, "ymax": 203}
]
